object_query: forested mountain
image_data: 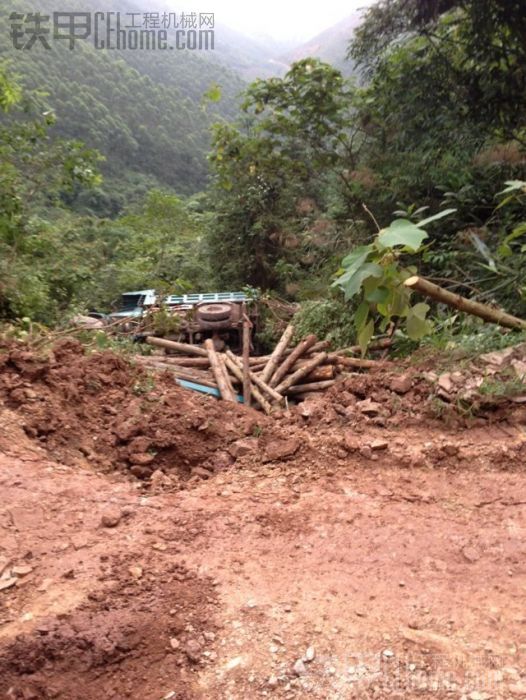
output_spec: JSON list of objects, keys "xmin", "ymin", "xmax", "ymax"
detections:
[
  {"xmin": 0, "ymin": 0, "xmax": 246, "ymax": 202},
  {"xmin": 281, "ymin": 14, "xmax": 362, "ymax": 76}
]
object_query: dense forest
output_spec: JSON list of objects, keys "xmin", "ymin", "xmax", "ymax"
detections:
[{"xmin": 1, "ymin": 0, "xmax": 526, "ymax": 350}]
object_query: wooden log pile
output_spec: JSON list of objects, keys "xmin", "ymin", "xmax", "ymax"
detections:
[{"xmin": 139, "ymin": 328, "xmax": 390, "ymax": 413}]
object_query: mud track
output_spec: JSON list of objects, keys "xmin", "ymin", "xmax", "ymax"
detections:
[{"xmin": 1, "ymin": 341, "xmax": 526, "ymax": 699}]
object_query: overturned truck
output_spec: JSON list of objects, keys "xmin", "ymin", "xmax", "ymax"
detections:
[{"xmin": 109, "ymin": 290, "xmax": 259, "ymax": 351}]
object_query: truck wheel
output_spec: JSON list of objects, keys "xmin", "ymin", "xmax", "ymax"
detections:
[{"xmin": 197, "ymin": 303, "xmax": 232, "ymax": 322}]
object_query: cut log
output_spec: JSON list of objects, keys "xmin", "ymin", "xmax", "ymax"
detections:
[
  {"xmin": 404, "ymin": 275, "xmax": 526, "ymax": 331},
  {"xmin": 274, "ymin": 352, "xmax": 328, "ymax": 394},
  {"xmin": 147, "ymin": 356, "xmax": 211, "ymax": 368},
  {"xmin": 224, "ymin": 355, "xmax": 271, "ymax": 414},
  {"xmin": 298, "ymin": 365, "xmax": 336, "ymax": 382},
  {"xmin": 204, "ymin": 339, "xmax": 237, "ymax": 402},
  {"xmin": 269, "ymin": 334, "xmax": 318, "ymax": 388},
  {"xmin": 332, "ymin": 356, "xmax": 392, "ymax": 370},
  {"xmin": 135, "ymin": 359, "xmax": 220, "ymax": 390},
  {"xmin": 334, "ymin": 338, "xmax": 392, "ymax": 356},
  {"xmin": 287, "ymin": 380, "xmax": 336, "ymax": 395},
  {"xmin": 260, "ymin": 323, "xmax": 295, "ymax": 384},
  {"xmin": 241, "ymin": 304, "xmax": 252, "ymax": 407},
  {"xmin": 226, "ymin": 350, "xmax": 284, "ymax": 404},
  {"xmin": 308, "ymin": 340, "xmax": 331, "ymax": 354},
  {"xmin": 145, "ymin": 336, "xmax": 208, "ymax": 357}
]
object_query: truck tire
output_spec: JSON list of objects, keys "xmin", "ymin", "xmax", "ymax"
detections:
[{"xmin": 197, "ymin": 303, "xmax": 232, "ymax": 322}]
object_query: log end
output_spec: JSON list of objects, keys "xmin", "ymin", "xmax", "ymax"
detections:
[{"xmin": 404, "ymin": 276, "xmax": 420, "ymax": 288}]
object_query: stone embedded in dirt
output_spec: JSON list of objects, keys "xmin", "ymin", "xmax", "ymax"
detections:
[
  {"xmin": 129, "ymin": 452, "xmax": 155, "ymax": 466},
  {"xmin": 343, "ymin": 433, "xmax": 360, "ymax": 452},
  {"xmin": 480, "ymin": 347, "xmax": 515, "ymax": 366},
  {"xmin": 437, "ymin": 373, "xmax": 454, "ymax": 393},
  {"xmin": 149, "ymin": 469, "xmax": 172, "ymax": 488},
  {"xmin": 356, "ymin": 399, "xmax": 382, "ymax": 416},
  {"xmin": 100, "ymin": 505, "xmax": 123, "ymax": 528},
  {"xmin": 462, "ymin": 545, "xmax": 481, "ymax": 563},
  {"xmin": 382, "ymin": 649, "xmax": 394, "ymax": 658},
  {"xmin": 128, "ymin": 565, "xmax": 143, "ymax": 579},
  {"xmin": 509, "ymin": 683, "xmax": 526, "ymax": 697},
  {"xmin": 390, "ymin": 374, "xmax": 413, "ymax": 394},
  {"xmin": 359, "ymin": 445, "xmax": 373, "ymax": 460},
  {"xmin": 0, "ymin": 557, "xmax": 11, "ymax": 576},
  {"xmin": 130, "ymin": 465, "xmax": 153, "ymax": 479},
  {"xmin": 511, "ymin": 359, "xmax": 526, "ymax": 380},
  {"xmin": 115, "ymin": 419, "xmax": 143, "ymax": 442},
  {"xmin": 0, "ymin": 576, "xmax": 17, "ymax": 590},
  {"xmin": 304, "ymin": 646, "xmax": 315, "ymax": 662},
  {"xmin": 12, "ymin": 565, "xmax": 32, "ymax": 576},
  {"xmin": 442, "ymin": 443, "xmax": 459, "ymax": 457},
  {"xmin": 169, "ymin": 637, "xmax": 180, "ymax": 650},
  {"xmin": 191, "ymin": 466, "xmax": 213, "ymax": 480},
  {"xmin": 184, "ymin": 639, "xmax": 202, "ymax": 663},
  {"xmin": 264, "ymin": 438, "xmax": 301, "ymax": 462},
  {"xmin": 370, "ymin": 439, "xmax": 389, "ymax": 451},
  {"xmin": 228, "ymin": 437, "xmax": 258, "ymax": 459},
  {"xmin": 209, "ymin": 450, "xmax": 234, "ymax": 472},
  {"xmin": 292, "ymin": 659, "xmax": 307, "ymax": 676},
  {"xmin": 267, "ymin": 675, "xmax": 279, "ymax": 687}
]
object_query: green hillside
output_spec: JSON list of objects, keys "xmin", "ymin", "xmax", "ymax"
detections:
[{"xmin": 0, "ymin": 1, "xmax": 245, "ymax": 200}]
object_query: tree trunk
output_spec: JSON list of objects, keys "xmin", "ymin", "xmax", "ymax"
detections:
[
  {"xmin": 274, "ymin": 352, "xmax": 328, "ymax": 394},
  {"xmin": 145, "ymin": 336, "xmax": 208, "ymax": 357},
  {"xmin": 224, "ymin": 355, "xmax": 271, "ymax": 414},
  {"xmin": 404, "ymin": 276, "xmax": 526, "ymax": 330},
  {"xmin": 204, "ymin": 339, "xmax": 237, "ymax": 402},
  {"xmin": 260, "ymin": 323, "xmax": 295, "ymax": 384},
  {"xmin": 241, "ymin": 304, "xmax": 252, "ymax": 407},
  {"xmin": 226, "ymin": 350, "xmax": 283, "ymax": 403},
  {"xmin": 286, "ymin": 380, "xmax": 336, "ymax": 395},
  {"xmin": 269, "ymin": 334, "xmax": 318, "ymax": 388}
]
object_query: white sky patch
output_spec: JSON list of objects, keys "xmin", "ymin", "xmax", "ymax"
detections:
[{"xmin": 181, "ymin": 0, "xmax": 372, "ymax": 43}]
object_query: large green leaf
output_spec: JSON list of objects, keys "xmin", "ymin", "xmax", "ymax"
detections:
[
  {"xmin": 406, "ymin": 302, "xmax": 433, "ymax": 340},
  {"xmin": 340, "ymin": 245, "xmax": 373, "ymax": 273},
  {"xmin": 415, "ymin": 208, "xmax": 457, "ymax": 228},
  {"xmin": 354, "ymin": 300, "xmax": 369, "ymax": 330},
  {"xmin": 357, "ymin": 318, "xmax": 374, "ymax": 354},
  {"xmin": 377, "ymin": 219, "xmax": 429, "ymax": 252},
  {"xmin": 339, "ymin": 262, "xmax": 383, "ymax": 299}
]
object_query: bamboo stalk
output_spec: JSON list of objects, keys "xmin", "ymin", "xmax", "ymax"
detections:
[
  {"xmin": 404, "ymin": 275, "xmax": 526, "ymax": 330},
  {"xmin": 226, "ymin": 350, "xmax": 284, "ymax": 403},
  {"xmin": 224, "ymin": 355, "xmax": 271, "ymax": 414},
  {"xmin": 269, "ymin": 334, "xmax": 318, "ymax": 388},
  {"xmin": 287, "ymin": 380, "xmax": 336, "ymax": 395},
  {"xmin": 204, "ymin": 339, "xmax": 237, "ymax": 402},
  {"xmin": 274, "ymin": 352, "xmax": 328, "ymax": 394},
  {"xmin": 145, "ymin": 336, "xmax": 208, "ymax": 357},
  {"xmin": 260, "ymin": 323, "xmax": 295, "ymax": 384}
]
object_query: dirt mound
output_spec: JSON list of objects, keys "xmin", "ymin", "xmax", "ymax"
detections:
[
  {"xmin": 0, "ymin": 552, "xmax": 217, "ymax": 700},
  {"xmin": 0, "ymin": 339, "xmax": 267, "ymax": 483}
]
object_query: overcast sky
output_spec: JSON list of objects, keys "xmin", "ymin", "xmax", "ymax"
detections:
[{"xmin": 186, "ymin": 0, "xmax": 372, "ymax": 43}]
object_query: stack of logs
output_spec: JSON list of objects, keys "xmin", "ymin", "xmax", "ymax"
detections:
[{"xmin": 135, "ymin": 325, "xmax": 389, "ymax": 414}]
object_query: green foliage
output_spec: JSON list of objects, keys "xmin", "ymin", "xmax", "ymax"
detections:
[
  {"xmin": 292, "ymin": 297, "xmax": 358, "ymax": 348},
  {"xmin": 333, "ymin": 210, "xmax": 456, "ymax": 351},
  {"xmin": 207, "ymin": 59, "xmax": 359, "ymax": 294},
  {"xmin": 1, "ymin": 0, "xmax": 245, "ymax": 200}
]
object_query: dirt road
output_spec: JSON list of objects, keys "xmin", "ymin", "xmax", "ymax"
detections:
[{"xmin": 1, "ymin": 342, "xmax": 526, "ymax": 699}]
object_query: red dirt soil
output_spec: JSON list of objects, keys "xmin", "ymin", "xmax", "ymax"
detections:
[{"xmin": 1, "ymin": 340, "xmax": 526, "ymax": 699}]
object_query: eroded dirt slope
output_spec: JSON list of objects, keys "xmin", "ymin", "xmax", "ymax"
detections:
[{"xmin": 1, "ymin": 342, "xmax": 526, "ymax": 699}]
